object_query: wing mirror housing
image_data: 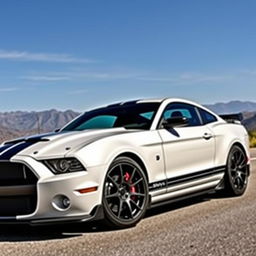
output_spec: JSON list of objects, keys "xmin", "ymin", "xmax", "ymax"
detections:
[{"xmin": 162, "ymin": 116, "xmax": 188, "ymax": 129}]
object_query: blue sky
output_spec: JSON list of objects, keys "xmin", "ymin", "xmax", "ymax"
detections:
[{"xmin": 0, "ymin": 0, "xmax": 256, "ymax": 111}]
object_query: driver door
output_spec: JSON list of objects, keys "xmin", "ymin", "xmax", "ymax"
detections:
[{"xmin": 157, "ymin": 102, "xmax": 215, "ymax": 190}]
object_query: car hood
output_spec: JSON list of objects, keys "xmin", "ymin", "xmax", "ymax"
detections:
[{"xmin": 0, "ymin": 128, "xmax": 134, "ymax": 160}]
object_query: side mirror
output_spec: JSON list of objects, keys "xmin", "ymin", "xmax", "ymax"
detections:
[
  {"xmin": 162, "ymin": 116, "xmax": 188, "ymax": 129},
  {"xmin": 54, "ymin": 128, "xmax": 60, "ymax": 133}
]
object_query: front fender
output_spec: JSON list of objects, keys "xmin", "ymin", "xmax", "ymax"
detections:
[{"xmin": 66, "ymin": 130, "xmax": 165, "ymax": 183}]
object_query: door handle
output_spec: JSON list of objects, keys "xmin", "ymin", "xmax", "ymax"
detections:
[{"xmin": 203, "ymin": 133, "xmax": 213, "ymax": 140}]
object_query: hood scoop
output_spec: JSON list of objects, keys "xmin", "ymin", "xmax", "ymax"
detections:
[{"xmin": 4, "ymin": 135, "xmax": 51, "ymax": 145}]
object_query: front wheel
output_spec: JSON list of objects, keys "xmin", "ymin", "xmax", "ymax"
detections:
[
  {"xmin": 223, "ymin": 145, "xmax": 249, "ymax": 196},
  {"xmin": 102, "ymin": 157, "xmax": 149, "ymax": 228}
]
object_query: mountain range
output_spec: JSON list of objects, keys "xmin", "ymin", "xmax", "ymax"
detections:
[
  {"xmin": 205, "ymin": 101, "xmax": 256, "ymax": 114},
  {"xmin": 0, "ymin": 109, "xmax": 79, "ymax": 142},
  {"xmin": 0, "ymin": 100, "xmax": 255, "ymax": 143},
  {"xmin": 205, "ymin": 101, "xmax": 256, "ymax": 132},
  {"xmin": 0, "ymin": 109, "xmax": 79, "ymax": 132}
]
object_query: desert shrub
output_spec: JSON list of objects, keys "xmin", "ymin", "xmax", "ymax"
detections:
[{"xmin": 249, "ymin": 131, "xmax": 256, "ymax": 148}]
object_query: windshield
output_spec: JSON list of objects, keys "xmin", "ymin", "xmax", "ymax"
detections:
[{"xmin": 62, "ymin": 103, "xmax": 160, "ymax": 131}]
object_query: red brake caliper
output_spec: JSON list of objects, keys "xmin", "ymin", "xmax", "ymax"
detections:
[{"xmin": 124, "ymin": 172, "xmax": 136, "ymax": 199}]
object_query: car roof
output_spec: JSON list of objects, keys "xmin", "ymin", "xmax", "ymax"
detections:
[
  {"xmin": 107, "ymin": 98, "xmax": 219, "ymax": 117},
  {"xmin": 106, "ymin": 98, "xmax": 188, "ymax": 107},
  {"xmin": 106, "ymin": 98, "xmax": 202, "ymax": 106},
  {"xmin": 96, "ymin": 98, "xmax": 219, "ymax": 119}
]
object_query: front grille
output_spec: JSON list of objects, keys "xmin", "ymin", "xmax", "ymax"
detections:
[{"xmin": 0, "ymin": 162, "xmax": 37, "ymax": 216}]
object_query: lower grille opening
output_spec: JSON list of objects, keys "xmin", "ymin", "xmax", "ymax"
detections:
[{"xmin": 0, "ymin": 162, "xmax": 37, "ymax": 216}]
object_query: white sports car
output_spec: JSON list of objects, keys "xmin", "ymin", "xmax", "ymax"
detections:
[{"xmin": 0, "ymin": 98, "xmax": 250, "ymax": 228}]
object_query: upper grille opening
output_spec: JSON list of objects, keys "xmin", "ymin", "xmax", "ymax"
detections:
[
  {"xmin": 0, "ymin": 162, "xmax": 38, "ymax": 216},
  {"xmin": 0, "ymin": 162, "xmax": 37, "ymax": 186}
]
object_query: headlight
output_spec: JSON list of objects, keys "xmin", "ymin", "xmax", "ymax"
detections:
[{"xmin": 43, "ymin": 158, "xmax": 86, "ymax": 174}]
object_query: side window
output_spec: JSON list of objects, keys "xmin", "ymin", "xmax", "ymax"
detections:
[
  {"xmin": 140, "ymin": 111, "xmax": 154, "ymax": 120},
  {"xmin": 161, "ymin": 103, "xmax": 201, "ymax": 127},
  {"xmin": 198, "ymin": 108, "xmax": 217, "ymax": 124}
]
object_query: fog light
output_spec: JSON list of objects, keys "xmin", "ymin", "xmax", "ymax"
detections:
[
  {"xmin": 52, "ymin": 195, "xmax": 71, "ymax": 211},
  {"xmin": 63, "ymin": 197, "xmax": 70, "ymax": 208}
]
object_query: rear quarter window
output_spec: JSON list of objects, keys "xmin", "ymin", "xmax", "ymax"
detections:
[{"xmin": 198, "ymin": 108, "xmax": 217, "ymax": 124}]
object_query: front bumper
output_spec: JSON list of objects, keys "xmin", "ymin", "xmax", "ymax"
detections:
[{"xmin": 0, "ymin": 155, "xmax": 107, "ymax": 224}]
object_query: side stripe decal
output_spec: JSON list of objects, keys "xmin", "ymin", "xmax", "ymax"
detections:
[{"xmin": 149, "ymin": 166, "xmax": 226, "ymax": 192}]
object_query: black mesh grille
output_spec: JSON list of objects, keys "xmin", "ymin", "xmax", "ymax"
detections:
[{"xmin": 0, "ymin": 162, "xmax": 37, "ymax": 216}]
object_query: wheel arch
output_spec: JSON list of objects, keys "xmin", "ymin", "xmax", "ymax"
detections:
[
  {"xmin": 113, "ymin": 152, "xmax": 149, "ymax": 181},
  {"xmin": 219, "ymin": 139, "xmax": 249, "ymax": 167},
  {"xmin": 231, "ymin": 142, "xmax": 247, "ymax": 156}
]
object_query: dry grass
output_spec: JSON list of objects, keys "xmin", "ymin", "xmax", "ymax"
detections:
[{"xmin": 249, "ymin": 131, "xmax": 256, "ymax": 148}]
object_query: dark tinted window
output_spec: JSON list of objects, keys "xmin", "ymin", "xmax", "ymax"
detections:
[
  {"xmin": 62, "ymin": 103, "xmax": 160, "ymax": 131},
  {"xmin": 198, "ymin": 108, "xmax": 217, "ymax": 124},
  {"xmin": 161, "ymin": 103, "xmax": 201, "ymax": 127}
]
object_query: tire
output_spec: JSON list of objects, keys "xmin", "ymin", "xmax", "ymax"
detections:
[
  {"xmin": 102, "ymin": 156, "xmax": 149, "ymax": 228},
  {"xmin": 223, "ymin": 145, "xmax": 249, "ymax": 196}
]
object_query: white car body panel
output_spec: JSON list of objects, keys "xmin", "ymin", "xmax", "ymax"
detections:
[
  {"xmin": 0, "ymin": 98, "xmax": 250, "ymax": 224},
  {"xmin": 158, "ymin": 126, "xmax": 215, "ymax": 178}
]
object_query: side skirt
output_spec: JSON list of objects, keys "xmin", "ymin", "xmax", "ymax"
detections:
[{"xmin": 149, "ymin": 188, "xmax": 215, "ymax": 209}]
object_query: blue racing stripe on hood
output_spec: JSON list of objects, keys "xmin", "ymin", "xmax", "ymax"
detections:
[
  {"xmin": 0, "ymin": 144, "xmax": 13, "ymax": 154},
  {"xmin": 0, "ymin": 131, "xmax": 72, "ymax": 160},
  {"xmin": 3, "ymin": 132, "xmax": 58, "ymax": 145},
  {"xmin": 0, "ymin": 141, "xmax": 35, "ymax": 160},
  {"xmin": 0, "ymin": 132, "xmax": 64, "ymax": 160}
]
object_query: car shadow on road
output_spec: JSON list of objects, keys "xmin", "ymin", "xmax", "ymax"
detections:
[
  {"xmin": 145, "ymin": 194, "xmax": 211, "ymax": 219},
  {"xmin": 0, "ymin": 220, "xmax": 117, "ymax": 242},
  {"xmin": 0, "ymin": 192, "xmax": 226, "ymax": 242}
]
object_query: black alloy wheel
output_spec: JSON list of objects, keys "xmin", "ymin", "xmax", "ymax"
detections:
[
  {"xmin": 103, "ymin": 156, "xmax": 149, "ymax": 228},
  {"xmin": 224, "ymin": 145, "xmax": 249, "ymax": 196}
]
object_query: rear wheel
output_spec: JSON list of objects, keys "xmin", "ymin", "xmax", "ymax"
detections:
[
  {"xmin": 224, "ymin": 145, "xmax": 249, "ymax": 196},
  {"xmin": 102, "ymin": 157, "xmax": 149, "ymax": 228}
]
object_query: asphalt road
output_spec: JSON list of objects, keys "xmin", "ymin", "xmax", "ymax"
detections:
[{"xmin": 0, "ymin": 150, "xmax": 256, "ymax": 256}]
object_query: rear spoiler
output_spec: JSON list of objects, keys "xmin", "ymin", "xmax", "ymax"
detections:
[{"xmin": 219, "ymin": 113, "xmax": 243, "ymax": 124}]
